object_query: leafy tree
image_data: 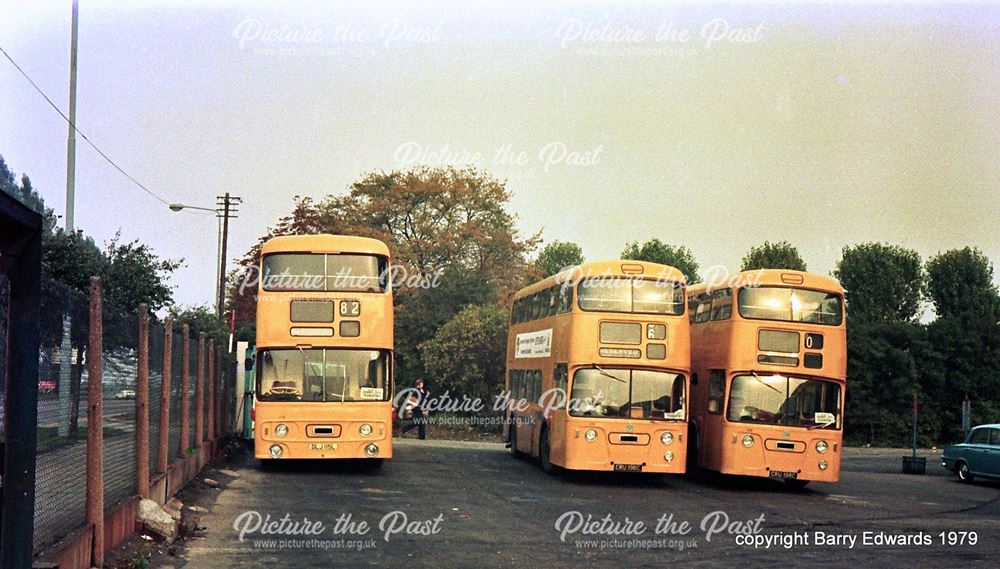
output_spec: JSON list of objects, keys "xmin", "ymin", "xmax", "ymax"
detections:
[
  {"xmin": 42, "ymin": 229, "xmax": 107, "ymax": 291},
  {"xmin": 102, "ymin": 231, "xmax": 183, "ymax": 314},
  {"xmin": 0, "ymin": 155, "xmax": 15, "ymax": 196},
  {"xmin": 1, "ymin": 156, "xmax": 56, "ymax": 230},
  {"xmin": 535, "ymin": 241, "xmax": 584, "ymax": 277},
  {"xmin": 169, "ymin": 305, "xmax": 228, "ymax": 345},
  {"xmin": 419, "ymin": 304, "xmax": 509, "ymax": 402},
  {"xmin": 844, "ymin": 321, "xmax": 927, "ymax": 446},
  {"xmin": 833, "ymin": 242, "xmax": 924, "ymax": 323},
  {"xmin": 925, "ymin": 247, "xmax": 1000, "ymax": 321},
  {"xmin": 621, "ymin": 239, "xmax": 700, "ymax": 283},
  {"xmin": 919, "ymin": 316, "xmax": 1000, "ymax": 445},
  {"xmin": 740, "ymin": 240, "xmax": 807, "ymax": 272}
]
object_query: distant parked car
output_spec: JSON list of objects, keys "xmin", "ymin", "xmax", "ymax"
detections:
[
  {"xmin": 114, "ymin": 389, "xmax": 136, "ymax": 400},
  {"xmin": 942, "ymin": 424, "xmax": 1000, "ymax": 482}
]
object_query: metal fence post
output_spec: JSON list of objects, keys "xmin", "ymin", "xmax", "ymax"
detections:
[
  {"xmin": 208, "ymin": 339, "xmax": 216, "ymax": 442},
  {"xmin": 196, "ymin": 333, "xmax": 205, "ymax": 446},
  {"xmin": 86, "ymin": 277, "xmax": 105, "ymax": 567},
  {"xmin": 136, "ymin": 304, "xmax": 150, "ymax": 498},
  {"xmin": 179, "ymin": 324, "xmax": 190, "ymax": 458},
  {"xmin": 157, "ymin": 317, "xmax": 172, "ymax": 473}
]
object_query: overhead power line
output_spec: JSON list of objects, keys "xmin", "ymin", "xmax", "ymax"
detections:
[{"xmin": 1, "ymin": 44, "xmax": 196, "ymax": 210}]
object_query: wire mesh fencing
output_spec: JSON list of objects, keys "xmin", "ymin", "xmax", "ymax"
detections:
[
  {"xmin": 169, "ymin": 329, "xmax": 183, "ymax": 462},
  {"xmin": 31, "ymin": 277, "xmax": 232, "ymax": 555},
  {"xmin": 33, "ymin": 278, "xmax": 91, "ymax": 551},
  {"xmin": 149, "ymin": 324, "xmax": 164, "ymax": 476}
]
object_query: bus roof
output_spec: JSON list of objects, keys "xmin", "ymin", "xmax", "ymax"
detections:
[
  {"xmin": 689, "ymin": 269, "xmax": 843, "ymax": 296},
  {"xmin": 260, "ymin": 234, "xmax": 390, "ymax": 257},
  {"xmin": 513, "ymin": 260, "xmax": 686, "ymax": 300}
]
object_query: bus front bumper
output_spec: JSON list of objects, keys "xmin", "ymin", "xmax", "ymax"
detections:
[{"xmin": 561, "ymin": 422, "xmax": 688, "ymax": 474}]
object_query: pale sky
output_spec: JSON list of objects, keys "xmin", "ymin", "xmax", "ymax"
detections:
[{"xmin": 2, "ymin": 1, "xmax": 999, "ymax": 310}]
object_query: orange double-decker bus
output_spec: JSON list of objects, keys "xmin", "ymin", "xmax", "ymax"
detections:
[
  {"xmin": 253, "ymin": 234, "xmax": 393, "ymax": 467},
  {"xmin": 505, "ymin": 260, "xmax": 690, "ymax": 475},
  {"xmin": 687, "ymin": 270, "xmax": 846, "ymax": 488}
]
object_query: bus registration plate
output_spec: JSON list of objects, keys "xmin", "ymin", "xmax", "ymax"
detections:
[
  {"xmin": 309, "ymin": 443, "xmax": 338, "ymax": 450},
  {"xmin": 769, "ymin": 470, "xmax": 797, "ymax": 480},
  {"xmin": 613, "ymin": 464, "xmax": 643, "ymax": 473}
]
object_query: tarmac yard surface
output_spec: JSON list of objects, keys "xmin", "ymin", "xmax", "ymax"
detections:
[{"xmin": 164, "ymin": 440, "xmax": 999, "ymax": 568}]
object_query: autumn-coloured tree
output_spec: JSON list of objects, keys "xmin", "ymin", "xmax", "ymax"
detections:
[{"xmin": 229, "ymin": 167, "xmax": 539, "ymax": 383}]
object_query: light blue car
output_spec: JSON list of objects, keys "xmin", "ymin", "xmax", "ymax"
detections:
[{"xmin": 942, "ymin": 424, "xmax": 1000, "ymax": 483}]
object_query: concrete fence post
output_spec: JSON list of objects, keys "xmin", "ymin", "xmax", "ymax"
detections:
[
  {"xmin": 157, "ymin": 317, "xmax": 173, "ymax": 474},
  {"xmin": 136, "ymin": 303, "xmax": 150, "ymax": 498},
  {"xmin": 179, "ymin": 324, "xmax": 190, "ymax": 458},
  {"xmin": 208, "ymin": 339, "xmax": 216, "ymax": 442},
  {"xmin": 196, "ymin": 333, "xmax": 206, "ymax": 446},
  {"xmin": 86, "ymin": 277, "xmax": 105, "ymax": 567}
]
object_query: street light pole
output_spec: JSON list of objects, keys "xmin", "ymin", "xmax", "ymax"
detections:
[{"xmin": 65, "ymin": 0, "xmax": 79, "ymax": 232}]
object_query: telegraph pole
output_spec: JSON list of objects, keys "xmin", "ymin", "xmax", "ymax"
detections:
[
  {"xmin": 215, "ymin": 193, "xmax": 241, "ymax": 318},
  {"xmin": 65, "ymin": 0, "xmax": 79, "ymax": 232}
]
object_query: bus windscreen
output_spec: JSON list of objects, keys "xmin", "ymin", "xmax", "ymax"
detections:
[
  {"xmin": 569, "ymin": 368, "xmax": 685, "ymax": 420},
  {"xmin": 727, "ymin": 374, "xmax": 841, "ymax": 429},
  {"xmin": 257, "ymin": 348, "xmax": 390, "ymax": 402},
  {"xmin": 577, "ymin": 278, "xmax": 684, "ymax": 315},
  {"xmin": 737, "ymin": 287, "xmax": 842, "ymax": 325},
  {"xmin": 262, "ymin": 253, "xmax": 387, "ymax": 292}
]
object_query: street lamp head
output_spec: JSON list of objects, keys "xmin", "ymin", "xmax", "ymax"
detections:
[{"xmin": 168, "ymin": 203, "xmax": 185, "ymax": 212}]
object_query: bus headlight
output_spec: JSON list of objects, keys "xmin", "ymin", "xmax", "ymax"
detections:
[
  {"xmin": 268, "ymin": 444, "xmax": 283, "ymax": 458},
  {"xmin": 360, "ymin": 423, "xmax": 373, "ymax": 437},
  {"xmin": 818, "ymin": 460, "xmax": 829, "ymax": 470},
  {"xmin": 584, "ymin": 429, "xmax": 598, "ymax": 442},
  {"xmin": 742, "ymin": 434, "xmax": 755, "ymax": 448},
  {"xmin": 660, "ymin": 432, "xmax": 674, "ymax": 445},
  {"xmin": 275, "ymin": 424, "xmax": 288, "ymax": 438},
  {"xmin": 816, "ymin": 440, "xmax": 829, "ymax": 454},
  {"xmin": 664, "ymin": 451, "xmax": 674, "ymax": 462},
  {"xmin": 364, "ymin": 443, "xmax": 380, "ymax": 457}
]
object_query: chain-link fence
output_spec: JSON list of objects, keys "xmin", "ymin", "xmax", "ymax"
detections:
[
  {"xmin": 32, "ymin": 277, "xmax": 234, "ymax": 554},
  {"xmin": 34, "ymin": 278, "xmax": 90, "ymax": 551},
  {"xmin": 169, "ymin": 329, "xmax": 183, "ymax": 462}
]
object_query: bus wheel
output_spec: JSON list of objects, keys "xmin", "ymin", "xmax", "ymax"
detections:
[
  {"xmin": 259, "ymin": 459, "xmax": 278, "ymax": 471},
  {"xmin": 784, "ymin": 479, "xmax": 810, "ymax": 491},
  {"xmin": 957, "ymin": 461, "xmax": 974, "ymax": 483},
  {"xmin": 539, "ymin": 428, "xmax": 556, "ymax": 475},
  {"xmin": 365, "ymin": 458, "xmax": 385, "ymax": 472},
  {"xmin": 510, "ymin": 424, "xmax": 524, "ymax": 459}
]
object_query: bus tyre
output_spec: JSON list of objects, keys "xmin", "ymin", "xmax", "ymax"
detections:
[
  {"xmin": 366, "ymin": 458, "xmax": 385, "ymax": 472},
  {"xmin": 539, "ymin": 428, "xmax": 556, "ymax": 475},
  {"xmin": 259, "ymin": 459, "xmax": 277, "ymax": 471},
  {"xmin": 957, "ymin": 461, "xmax": 973, "ymax": 483},
  {"xmin": 784, "ymin": 479, "xmax": 810, "ymax": 491},
  {"xmin": 510, "ymin": 423, "xmax": 524, "ymax": 459}
]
